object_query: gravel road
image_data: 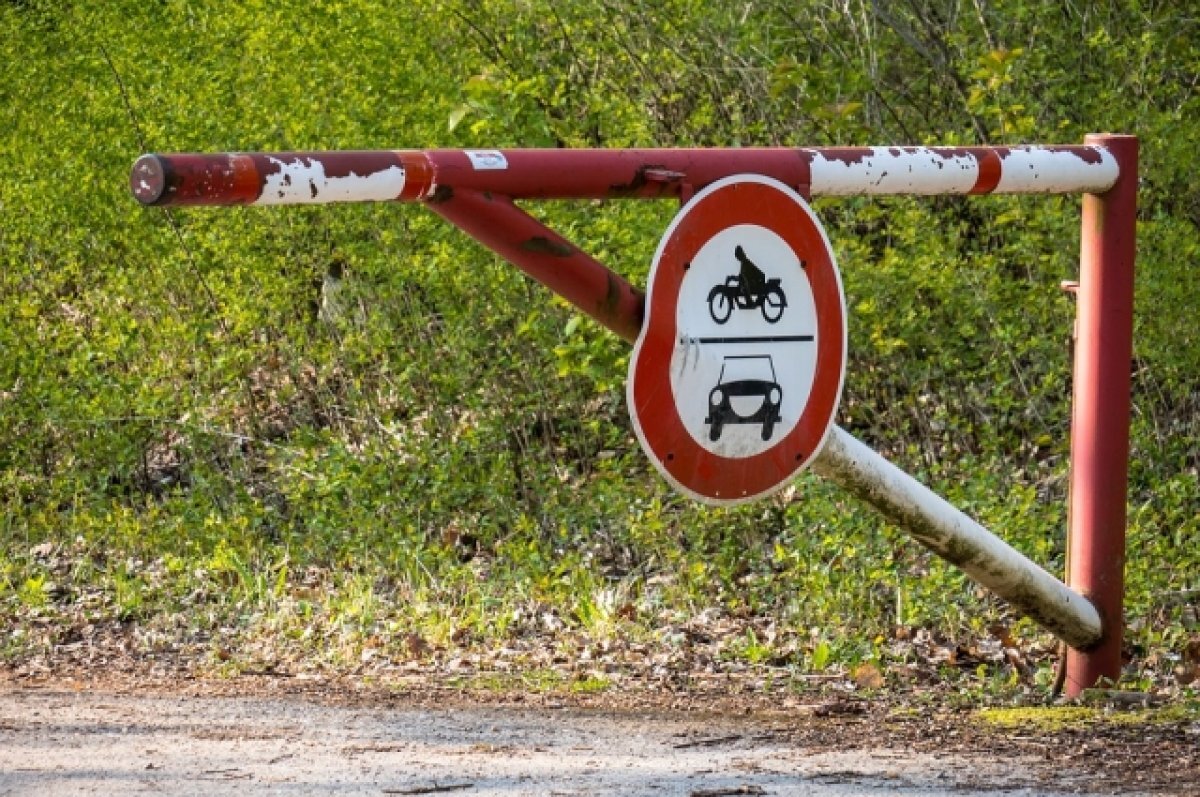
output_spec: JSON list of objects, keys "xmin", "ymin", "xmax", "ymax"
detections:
[{"xmin": 0, "ymin": 685, "xmax": 1111, "ymax": 796}]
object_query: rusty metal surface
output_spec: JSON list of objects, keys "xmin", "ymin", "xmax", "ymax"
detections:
[
  {"xmin": 1064, "ymin": 134, "xmax": 1139, "ymax": 696},
  {"xmin": 130, "ymin": 151, "xmax": 434, "ymax": 207},
  {"xmin": 806, "ymin": 146, "xmax": 1117, "ymax": 195}
]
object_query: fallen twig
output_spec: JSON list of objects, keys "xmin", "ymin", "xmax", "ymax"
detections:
[
  {"xmin": 674, "ymin": 734, "xmax": 743, "ymax": 749},
  {"xmin": 240, "ymin": 667, "xmax": 294, "ymax": 678},
  {"xmin": 383, "ymin": 784, "xmax": 474, "ymax": 795},
  {"xmin": 199, "ymin": 768, "xmax": 252, "ymax": 780},
  {"xmin": 690, "ymin": 786, "xmax": 767, "ymax": 797}
]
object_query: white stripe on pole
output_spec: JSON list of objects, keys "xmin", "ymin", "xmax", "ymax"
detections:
[
  {"xmin": 807, "ymin": 146, "xmax": 1118, "ymax": 196},
  {"xmin": 809, "ymin": 148, "xmax": 978, "ymax": 195},
  {"xmin": 993, "ymin": 147, "xmax": 1117, "ymax": 194},
  {"xmin": 812, "ymin": 426, "xmax": 1103, "ymax": 649}
]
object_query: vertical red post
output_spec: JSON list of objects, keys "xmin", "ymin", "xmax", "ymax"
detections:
[{"xmin": 1064, "ymin": 134, "xmax": 1138, "ymax": 697}]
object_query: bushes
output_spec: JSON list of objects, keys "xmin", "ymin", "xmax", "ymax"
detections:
[{"xmin": 2, "ymin": 0, "xmax": 1196, "ymax": 680}]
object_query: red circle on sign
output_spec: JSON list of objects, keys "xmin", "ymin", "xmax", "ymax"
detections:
[{"xmin": 628, "ymin": 175, "xmax": 846, "ymax": 504}]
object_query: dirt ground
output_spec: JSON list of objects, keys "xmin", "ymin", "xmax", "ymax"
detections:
[{"xmin": 2, "ymin": 665, "xmax": 1197, "ymax": 797}]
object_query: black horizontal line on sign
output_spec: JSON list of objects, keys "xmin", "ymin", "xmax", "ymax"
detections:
[{"xmin": 692, "ymin": 335, "xmax": 814, "ymax": 344}]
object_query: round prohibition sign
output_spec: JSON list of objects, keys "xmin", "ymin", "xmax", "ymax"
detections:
[{"xmin": 628, "ymin": 175, "xmax": 847, "ymax": 505}]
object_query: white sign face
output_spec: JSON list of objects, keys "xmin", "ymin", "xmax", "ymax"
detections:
[{"xmin": 671, "ymin": 224, "xmax": 818, "ymax": 458}]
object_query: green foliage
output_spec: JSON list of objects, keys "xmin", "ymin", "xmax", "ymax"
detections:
[{"xmin": 1, "ymin": 0, "xmax": 1197, "ymax": 690}]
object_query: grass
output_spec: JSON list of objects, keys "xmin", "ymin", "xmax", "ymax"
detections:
[{"xmin": 442, "ymin": 670, "xmax": 611, "ymax": 695}]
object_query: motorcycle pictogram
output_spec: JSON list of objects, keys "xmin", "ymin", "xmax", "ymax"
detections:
[{"xmin": 706, "ymin": 245, "xmax": 788, "ymax": 324}]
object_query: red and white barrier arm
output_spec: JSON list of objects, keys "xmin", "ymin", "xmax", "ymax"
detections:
[{"xmin": 131, "ymin": 145, "xmax": 1118, "ymax": 207}]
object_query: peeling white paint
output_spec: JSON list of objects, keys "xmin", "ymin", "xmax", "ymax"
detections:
[
  {"xmin": 256, "ymin": 158, "xmax": 407, "ymax": 205},
  {"xmin": 995, "ymin": 146, "xmax": 1118, "ymax": 193},
  {"xmin": 809, "ymin": 147, "xmax": 979, "ymax": 195},
  {"xmin": 812, "ymin": 425, "xmax": 1102, "ymax": 649}
]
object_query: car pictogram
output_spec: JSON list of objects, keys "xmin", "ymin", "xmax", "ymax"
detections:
[{"xmin": 705, "ymin": 355, "xmax": 783, "ymax": 442}]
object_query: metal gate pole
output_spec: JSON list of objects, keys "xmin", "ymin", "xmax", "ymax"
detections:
[
  {"xmin": 811, "ymin": 428, "xmax": 1102, "ymax": 649},
  {"xmin": 1064, "ymin": 134, "xmax": 1139, "ymax": 696}
]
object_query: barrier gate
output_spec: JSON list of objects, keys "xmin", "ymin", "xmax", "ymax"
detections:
[{"xmin": 130, "ymin": 135, "xmax": 1137, "ymax": 697}]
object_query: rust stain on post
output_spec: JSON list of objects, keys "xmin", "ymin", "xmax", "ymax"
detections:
[
  {"xmin": 130, "ymin": 153, "xmax": 262, "ymax": 206},
  {"xmin": 520, "ymin": 236, "xmax": 575, "ymax": 257}
]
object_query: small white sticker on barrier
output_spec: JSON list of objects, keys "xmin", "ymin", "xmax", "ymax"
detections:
[{"xmin": 465, "ymin": 150, "xmax": 508, "ymax": 170}]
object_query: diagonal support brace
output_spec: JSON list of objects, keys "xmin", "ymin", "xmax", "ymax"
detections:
[
  {"xmin": 426, "ymin": 189, "xmax": 645, "ymax": 344},
  {"xmin": 813, "ymin": 427, "xmax": 1102, "ymax": 650}
]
